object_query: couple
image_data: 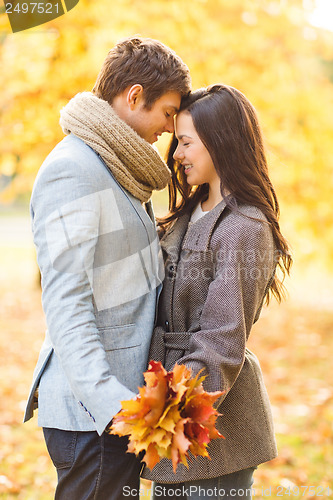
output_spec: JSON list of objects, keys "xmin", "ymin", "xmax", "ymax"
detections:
[{"xmin": 24, "ymin": 37, "xmax": 291, "ymax": 499}]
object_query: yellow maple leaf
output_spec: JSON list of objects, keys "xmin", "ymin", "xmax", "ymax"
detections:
[{"xmin": 109, "ymin": 361, "xmax": 225, "ymax": 472}]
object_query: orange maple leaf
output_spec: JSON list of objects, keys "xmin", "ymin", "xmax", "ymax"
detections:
[{"xmin": 110, "ymin": 361, "xmax": 225, "ymax": 472}]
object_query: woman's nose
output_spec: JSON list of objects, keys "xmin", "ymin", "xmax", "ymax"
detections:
[{"xmin": 173, "ymin": 145, "xmax": 183, "ymax": 161}]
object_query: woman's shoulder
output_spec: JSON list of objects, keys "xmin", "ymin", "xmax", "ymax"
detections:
[
  {"xmin": 222, "ymin": 203, "xmax": 268, "ymax": 229},
  {"xmin": 212, "ymin": 203, "xmax": 274, "ymax": 249},
  {"xmin": 226, "ymin": 203, "xmax": 267, "ymax": 222}
]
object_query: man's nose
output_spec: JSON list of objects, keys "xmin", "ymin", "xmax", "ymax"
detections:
[{"xmin": 165, "ymin": 117, "xmax": 175, "ymax": 134}]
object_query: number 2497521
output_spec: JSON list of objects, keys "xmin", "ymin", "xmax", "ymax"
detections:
[
  {"xmin": 274, "ymin": 485, "xmax": 331, "ymax": 497},
  {"xmin": 5, "ymin": 2, "xmax": 60, "ymax": 14}
]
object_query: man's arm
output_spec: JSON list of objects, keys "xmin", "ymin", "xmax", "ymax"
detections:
[{"xmin": 32, "ymin": 158, "xmax": 135, "ymax": 435}]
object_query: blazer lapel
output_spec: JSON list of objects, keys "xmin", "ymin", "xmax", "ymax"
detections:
[
  {"xmin": 145, "ymin": 201, "xmax": 155, "ymax": 223},
  {"xmin": 97, "ymin": 150, "xmax": 156, "ymax": 240}
]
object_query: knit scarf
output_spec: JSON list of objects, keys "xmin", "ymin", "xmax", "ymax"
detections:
[{"xmin": 59, "ymin": 92, "xmax": 171, "ymax": 203}]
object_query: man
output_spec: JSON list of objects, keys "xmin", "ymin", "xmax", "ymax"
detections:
[{"xmin": 24, "ymin": 36, "xmax": 191, "ymax": 499}]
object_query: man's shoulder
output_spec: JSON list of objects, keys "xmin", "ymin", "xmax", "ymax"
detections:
[
  {"xmin": 44, "ymin": 134, "xmax": 100, "ymax": 170},
  {"xmin": 35, "ymin": 134, "xmax": 111, "ymax": 190}
]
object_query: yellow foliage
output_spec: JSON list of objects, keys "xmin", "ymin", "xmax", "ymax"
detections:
[
  {"xmin": 110, "ymin": 361, "xmax": 223, "ymax": 472},
  {"xmin": 1, "ymin": 0, "xmax": 333, "ymax": 266}
]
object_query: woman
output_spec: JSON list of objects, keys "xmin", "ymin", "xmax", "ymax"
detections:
[{"xmin": 142, "ymin": 84, "xmax": 292, "ymax": 499}]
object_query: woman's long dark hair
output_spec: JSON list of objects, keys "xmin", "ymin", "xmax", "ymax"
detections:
[{"xmin": 159, "ymin": 84, "xmax": 292, "ymax": 303}]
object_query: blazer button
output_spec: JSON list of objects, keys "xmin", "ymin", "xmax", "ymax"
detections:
[{"xmin": 165, "ymin": 321, "xmax": 170, "ymax": 332}]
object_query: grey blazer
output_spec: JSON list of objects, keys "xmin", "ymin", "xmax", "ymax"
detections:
[
  {"xmin": 143, "ymin": 199, "xmax": 278, "ymax": 482},
  {"xmin": 24, "ymin": 134, "xmax": 163, "ymax": 436}
]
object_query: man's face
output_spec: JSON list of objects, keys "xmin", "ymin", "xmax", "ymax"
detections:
[{"xmin": 127, "ymin": 91, "xmax": 181, "ymax": 144}]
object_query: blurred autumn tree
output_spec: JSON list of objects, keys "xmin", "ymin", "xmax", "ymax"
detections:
[{"xmin": 1, "ymin": 0, "xmax": 333, "ymax": 268}]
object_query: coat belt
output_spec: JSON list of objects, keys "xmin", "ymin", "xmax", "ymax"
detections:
[{"xmin": 164, "ymin": 331, "xmax": 191, "ymax": 350}]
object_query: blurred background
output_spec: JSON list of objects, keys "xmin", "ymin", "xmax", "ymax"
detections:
[{"xmin": 0, "ymin": 0, "xmax": 332, "ymax": 498}]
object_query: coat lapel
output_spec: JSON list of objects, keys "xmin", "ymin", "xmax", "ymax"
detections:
[
  {"xmin": 160, "ymin": 198, "xmax": 231, "ymax": 258},
  {"xmin": 160, "ymin": 211, "xmax": 191, "ymax": 263},
  {"xmin": 182, "ymin": 199, "xmax": 228, "ymax": 251}
]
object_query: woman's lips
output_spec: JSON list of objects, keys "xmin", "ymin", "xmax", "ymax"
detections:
[{"xmin": 184, "ymin": 165, "xmax": 193, "ymax": 174}]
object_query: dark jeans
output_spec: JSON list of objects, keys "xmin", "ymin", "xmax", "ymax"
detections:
[
  {"xmin": 152, "ymin": 467, "xmax": 256, "ymax": 499},
  {"xmin": 43, "ymin": 428, "xmax": 143, "ymax": 500}
]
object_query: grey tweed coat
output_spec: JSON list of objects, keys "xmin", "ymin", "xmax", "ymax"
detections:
[{"xmin": 142, "ymin": 199, "xmax": 278, "ymax": 483}]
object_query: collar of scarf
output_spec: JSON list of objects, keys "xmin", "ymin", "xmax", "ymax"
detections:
[{"xmin": 59, "ymin": 92, "xmax": 171, "ymax": 203}]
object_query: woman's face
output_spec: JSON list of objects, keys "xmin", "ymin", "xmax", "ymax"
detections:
[{"xmin": 173, "ymin": 111, "xmax": 220, "ymax": 189}]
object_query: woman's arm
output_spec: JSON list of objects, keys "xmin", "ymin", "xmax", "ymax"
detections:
[{"xmin": 165, "ymin": 215, "xmax": 275, "ymax": 399}]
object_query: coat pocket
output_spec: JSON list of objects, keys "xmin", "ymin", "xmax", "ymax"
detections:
[
  {"xmin": 98, "ymin": 324, "xmax": 141, "ymax": 351},
  {"xmin": 99, "ymin": 324, "xmax": 145, "ymax": 393}
]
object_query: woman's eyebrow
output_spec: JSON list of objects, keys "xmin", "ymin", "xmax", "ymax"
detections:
[{"xmin": 177, "ymin": 134, "xmax": 192, "ymax": 140}]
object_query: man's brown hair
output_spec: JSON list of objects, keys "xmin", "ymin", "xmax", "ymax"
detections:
[{"xmin": 92, "ymin": 36, "xmax": 191, "ymax": 108}]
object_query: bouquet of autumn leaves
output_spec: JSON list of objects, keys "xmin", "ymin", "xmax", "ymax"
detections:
[{"xmin": 109, "ymin": 360, "xmax": 225, "ymax": 472}]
